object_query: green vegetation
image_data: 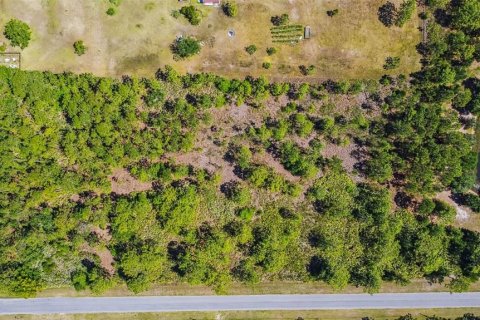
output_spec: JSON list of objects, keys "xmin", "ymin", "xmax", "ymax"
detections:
[
  {"xmin": 0, "ymin": 0, "xmax": 479, "ymax": 301},
  {"xmin": 395, "ymin": 0, "xmax": 416, "ymax": 27},
  {"xmin": 451, "ymin": 0, "xmax": 480, "ymax": 33},
  {"xmin": 378, "ymin": 2, "xmax": 397, "ymax": 27},
  {"xmin": 270, "ymin": 24, "xmax": 304, "ymax": 44},
  {"xmin": 172, "ymin": 37, "xmax": 201, "ymax": 59},
  {"xmin": 384, "ymin": 56, "xmax": 400, "ymax": 70},
  {"xmin": 222, "ymin": 1, "xmax": 238, "ymax": 18},
  {"xmin": 266, "ymin": 47, "xmax": 277, "ymax": 56},
  {"xmin": 73, "ymin": 40, "xmax": 87, "ymax": 56},
  {"xmin": 262, "ymin": 62, "xmax": 271, "ymax": 69},
  {"xmin": 180, "ymin": 5, "xmax": 202, "ymax": 26},
  {"xmin": 2, "ymin": 310, "xmax": 480, "ymax": 320},
  {"xmin": 106, "ymin": 7, "xmax": 116, "ymax": 16},
  {"xmin": 3, "ymin": 18, "xmax": 31, "ymax": 49},
  {"xmin": 245, "ymin": 44, "xmax": 257, "ymax": 55},
  {"xmin": 171, "ymin": 10, "xmax": 180, "ymax": 19},
  {"xmin": 299, "ymin": 64, "xmax": 316, "ymax": 76},
  {"xmin": 378, "ymin": 0, "xmax": 416, "ymax": 27},
  {"xmin": 327, "ymin": 9, "xmax": 339, "ymax": 17},
  {"xmin": 271, "ymin": 13, "xmax": 289, "ymax": 26}
]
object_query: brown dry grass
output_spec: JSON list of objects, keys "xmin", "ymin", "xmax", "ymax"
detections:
[
  {"xmin": 0, "ymin": 0, "xmax": 420, "ymax": 80},
  {"xmin": 2, "ymin": 308, "xmax": 480, "ymax": 320},
  {"xmin": 31, "ymin": 278, "xmax": 480, "ymax": 298}
]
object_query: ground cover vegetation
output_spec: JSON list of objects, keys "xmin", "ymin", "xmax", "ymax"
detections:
[
  {"xmin": 3, "ymin": 18, "xmax": 31, "ymax": 49},
  {"xmin": 365, "ymin": 313, "xmax": 480, "ymax": 320},
  {"xmin": 0, "ymin": 0, "xmax": 420, "ymax": 79},
  {"xmin": 73, "ymin": 41, "xmax": 87, "ymax": 56},
  {"xmin": 0, "ymin": 0, "xmax": 480, "ymax": 298}
]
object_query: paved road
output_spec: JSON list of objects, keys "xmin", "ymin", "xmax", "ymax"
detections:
[{"xmin": 1, "ymin": 293, "xmax": 480, "ymax": 314}]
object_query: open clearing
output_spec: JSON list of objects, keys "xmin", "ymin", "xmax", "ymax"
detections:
[
  {"xmin": 0, "ymin": 0, "xmax": 420, "ymax": 79},
  {"xmin": 1, "ymin": 308, "xmax": 480, "ymax": 320}
]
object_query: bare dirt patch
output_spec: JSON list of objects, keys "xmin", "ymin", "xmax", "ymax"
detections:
[
  {"xmin": 109, "ymin": 168, "xmax": 152, "ymax": 195},
  {"xmin": 321, "ymin": 142, "xmax": 357, "ymax": 173},
  {"xmin": 91, "ymin": 226, "xmax": 112, "ymax": 242},
  {"xmin": 436, "ymin": 190, "xmax": 470, "ymax": 221},
  {"xmin": 81, "ymin": 244, "xmax": 115, "ymax": 276},
  {"xmin": 436, "ymin": 190, "xmax": 480, "ymax": 232},
  {"xmin": 254, "ymin": 151, "xmax": 300, "ymax": 183}
]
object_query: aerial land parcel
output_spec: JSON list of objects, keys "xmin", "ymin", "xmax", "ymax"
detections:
[
  {"xmin": 0, "ymin": 0, "xmax": 480, "ymax": 303},
  {"xmin": 0, "ymin": 0, "xmax": 420, "ymax": 79}
]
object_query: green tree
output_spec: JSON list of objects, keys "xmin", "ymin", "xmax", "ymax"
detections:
[
  {"xmin": 180, "ymin": 5, "xmax": 202, "ymax": 25},
  {"xmin": 266, "ymin": 47, "xmax": 277, "ymax": 55},
  {"xmin": 451, "ymin": 0, "xmax": 480, "ymax": 33},
  {"xmin": 384, "ymin": 56, "xmax": 400, "ymax": 70},
  {"xmin": 395, "ymin": 0, "xmax": 416, "ymax": 27},
  {"xmin": 172, "ymin": 37, "xmax": 201, "ymax": 58},
  {"xmin": 73, "ymin": 40, "xmax": 87, "ymax": 56},
  {"xmin": 271, "ymin": 14, "xmax": 289, "ymax": 26},
  {"xmin": 307, "ymin": 164, "xmax": 357, "ymax": 216},
  {"xmin": 106, "ymin": 7, "xmax": 116, "ymax": 15},
  {"xmin": 222, "ymin": 1, "xmax": 238, "ymax": 17},
  {"xmin": 4, "ymin": 19, "xmax": 32, "ymax": 49},
  {"xmin": 378, "ymin": 2, "xmax": 397, "ymax": 27},
  {"xmin": 245, "ymin": 44, "xmax": 257, "ymax": 55}
]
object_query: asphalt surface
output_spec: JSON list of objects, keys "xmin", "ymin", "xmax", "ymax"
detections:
[{"xmin": 1, "ymin": 292, "xmax": 480, "ymax": 314}]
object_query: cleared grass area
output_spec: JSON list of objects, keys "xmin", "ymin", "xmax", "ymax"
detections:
[
  {"xmin": 1, "ymin": 309, "xmax": 480, "ymax": 320},
  {"xmin": 0, "ymin": 0, "xmax": 420, "ymax": 80},
  {"xmin": 18, "ymin": 279, "xmax": 480, "ymax": 298}
]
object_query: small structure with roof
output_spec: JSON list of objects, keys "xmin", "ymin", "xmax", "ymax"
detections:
[
  {"xmin": 304, "ymin": 26, "xmax": 311, "ymax": 39},
  {"xmin": 200, "ymin": 0, "xmax": 221, "ymax": 6},
  {"xmin": 0, "ymin": 52, "xmax": 20, "ymax": 69}
]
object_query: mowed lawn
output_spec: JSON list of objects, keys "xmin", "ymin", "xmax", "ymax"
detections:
[{"xmin": 0, "ymin": 0, "xmax": 421, "ymax": 79}]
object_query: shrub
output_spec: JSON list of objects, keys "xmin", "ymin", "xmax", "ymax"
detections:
[
  {"xmin": 73, "ymin": 41, "xmax": 87, "ymax": 56},
  {"xmin": 171, "ymin": 10, "xmax": 180, "ymax": 19},
  {"xmin": 106, "ymin": 7, "xmax": 116, "ymax": 15},
  {"xmin": 383, "ymin": 57, "xmax": 400, "ymax": 70},
  {"xmin": 180, "ymin": 5, "xmax": 202, "ymax": 25},
  {"xmin": 237, "ymin": 207, "xmax": 255, "ymax": 221},
  {"xmin": 222, "ymin": 1, "xmax": 238, "ymax": 17},
  {"xmin": 172, "ymin": 37, "xmax": 201, "ymax": 58},
  {"xmin": 327, "ymin": 9, "xmax": 339, "ymax": 17},
  {"xmin": 4, "ymin": 19, "xmax": 32, "ymax": 49},
  {"xmin": 245, "ymin": 44, "xmax": 257, "ymax": 55},
  {"xmin": 451, "ymin": 0, "xmax": 480, "ymax": 33},
  {"xmin": 299, "ymin": 65, "xmax": 316, "ymax": 76},
  {"xmin": 458, "ymin": 193, "xmax": 480, "ymax": 213},
  {"xmin": 262, "ymin": 62, "xmax": 272, "ymax": 69},
  {"xmin": 419, "ymin": 12, "xmax": 428, "ymax": 20},
  {"xmin": 266, "ymin": 47, "xmax": 277, "ymax": 55},
  {"xmin": 222, "ymin": 181, "xmax": 251, "ymax": 206},
  {"xmin": 271, "ymin": 14, "xmax": 289, "ymax": 26},
  {"xmin": 378, "ymin": 2, "xmax": 397, "ymax": 27},
  {"xmin": 395, "ymin": 0, "xmax": 416, "ymax": 27}
]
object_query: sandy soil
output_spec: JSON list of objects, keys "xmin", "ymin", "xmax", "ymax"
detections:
[
  {"xmin": 81, "ymin": 244, "xmax": 115, "ymax": 275},
  {"xmin": 109, "ymin": 168, "xmax": 153, "ymax": 195},
  {"xmin": 436, "ymin": 190, "xmax": 470, "ymax": 221}
]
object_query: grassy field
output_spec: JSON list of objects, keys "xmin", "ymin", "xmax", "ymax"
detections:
[
  {"xmin": 0, "ymin": 0, "xmax": 420, "ymax": 80},
  {"xmin": 17, "ymin": 279, "xmax": 479, "ymax": 299},
  {"xmin": 1, "ymin": 308, "xmax": 480, "ymax": 320}
]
